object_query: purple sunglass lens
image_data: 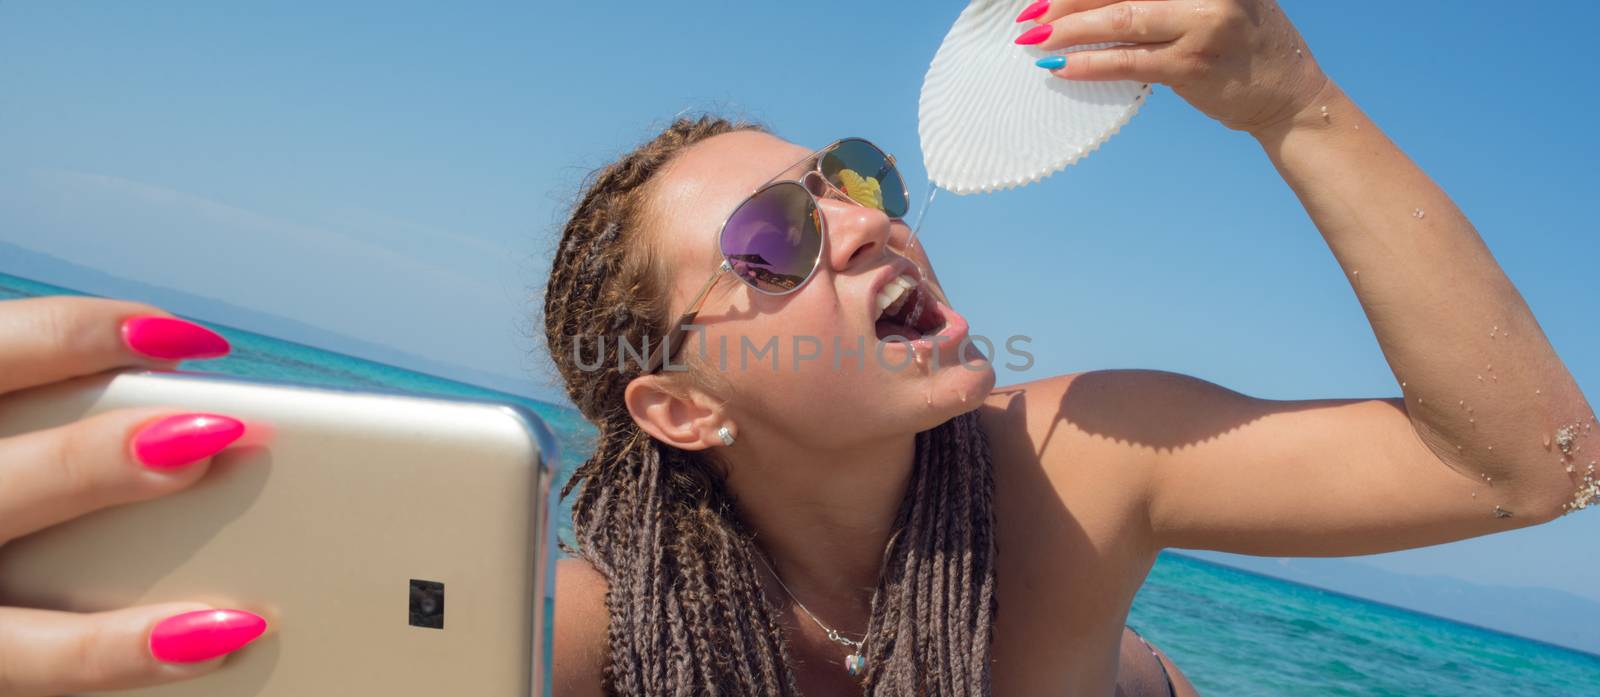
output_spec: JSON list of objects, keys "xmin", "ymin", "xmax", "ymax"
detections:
[{"xmin": 719, "ymin": 183, "xmax": 822, "ymax": 294}]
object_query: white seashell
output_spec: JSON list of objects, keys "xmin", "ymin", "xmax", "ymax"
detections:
[{"xmin": 919, "ymin": 0, "xmax": 1152, "ymax": 195}]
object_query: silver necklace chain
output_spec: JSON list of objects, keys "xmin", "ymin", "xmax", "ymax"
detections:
[
  {"xmin": 752, "ymin": 527, "xmax": 904, "ymax": 654},
  {"xmin": 754, "ymin": 550, "xmax": 866, "ymax": 650}
]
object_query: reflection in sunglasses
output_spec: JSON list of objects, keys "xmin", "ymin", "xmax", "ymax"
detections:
[
  {"xmin": 727, "ymin": 252, "xmax": 773, "ymax": 267},
  {"xmin": 726, "ymin": 252, "xmax": 805, "ymax": 290},
  {"xmin": 736, "ymin": 265, "xmax": 804, "ymax": 290},
  {"xmin": 836, "ymin": 168, "xmax": 885, "ymax": 212}
]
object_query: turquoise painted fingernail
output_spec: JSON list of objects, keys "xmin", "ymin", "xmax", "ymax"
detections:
[{"xmin": 1035, "ymin": 55, "xmax": 1066, "ymax": 70}]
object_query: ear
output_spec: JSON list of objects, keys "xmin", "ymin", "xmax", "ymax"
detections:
[{"xmin": 623, "ymin": 374, "xmax": 727, "ymax": 451}]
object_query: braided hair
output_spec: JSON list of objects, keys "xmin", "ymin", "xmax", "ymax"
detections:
[{"xmin": 541, "ymin": 115, "xmax": 998, "ymax": 695}]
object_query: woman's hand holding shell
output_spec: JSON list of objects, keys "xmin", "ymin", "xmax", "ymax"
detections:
[{"xmin": 1020, "ymin": 0, "xmax": 1329, "ymax": 135}]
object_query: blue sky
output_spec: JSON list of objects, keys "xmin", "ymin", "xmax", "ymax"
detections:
[{"xmin": 1, "ymin": 1, "xmax": 1595, "ymax": 607}]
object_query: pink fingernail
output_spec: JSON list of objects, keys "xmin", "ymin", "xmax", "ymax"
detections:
[
  {"xmin": 132, "ymin": 414, "xmax": 245, "ymax": 470},
  {"xmin": 121, "ymin": 316, "xmax": 230, "ymax": 360},
  {"xmin": 1015, "ymin": 0, "xmax": 1049, "ymax": 23},
  {"xmin": 1015, "ymin": 24, "xmax": 1053, "ymax": 45},
  {"xmin": 1017, "ymin": 23, "xmax": 1056, "ymax": 45},
  {"xmin": 149, "ymin": 609, "xmax": 267, "ymax": 663}
]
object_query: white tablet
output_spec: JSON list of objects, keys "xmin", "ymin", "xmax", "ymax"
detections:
[{"xmin": 0, "ymin": 369, "xmax": 558, "ymax": 696}]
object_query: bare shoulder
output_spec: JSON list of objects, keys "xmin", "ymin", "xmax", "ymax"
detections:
[
  {"xmin": 554, "ymin": 557, "xmax": 610, "ymax": 697},
  {"xmin": 979, "ymin": 371, "xmax": 1179, "ymax": 558}
]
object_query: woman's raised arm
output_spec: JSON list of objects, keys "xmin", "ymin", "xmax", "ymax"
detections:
[{"xmin": 1011, "ymin": 0, "xmax": 1593, "ymax": 553}]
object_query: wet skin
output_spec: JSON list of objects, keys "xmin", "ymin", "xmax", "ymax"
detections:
[
  {"xmin": 557, "ymin": 0, "xmax": 1597, "ymax": 690},
  {"xmin": 551, "ymin": 117, "xmax": 1593, "ymax": 693},
  {"xmin": 553, "ymin": 131, "xmax": 1204, "ymax": 696}
]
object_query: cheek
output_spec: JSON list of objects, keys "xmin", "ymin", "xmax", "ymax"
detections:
[
  {"xmin": 701, "ymin": 298, "xmax": 852, "ymax": 371},
  {"xmin": 695, "ymin": 294, "xmax": 875, "ymax": 394}
]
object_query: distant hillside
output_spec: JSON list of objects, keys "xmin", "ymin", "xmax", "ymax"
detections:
[
  {"xmin": 1177, "ymin": 550, "xmax": 1600, "ymax": 656},
  {"xmin": 0, "ymin": 240, "xmax": 569, "ymax": 406}
]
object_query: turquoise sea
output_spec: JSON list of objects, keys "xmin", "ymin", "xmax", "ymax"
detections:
[{"xmin": 4, "ymin": 271, "xmax": 1596, "ymax": 696}]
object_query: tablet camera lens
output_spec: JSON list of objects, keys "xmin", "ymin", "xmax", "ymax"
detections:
[{"xmin": 409, "ymin": 579, "xmax": 445, "ymax": 629}]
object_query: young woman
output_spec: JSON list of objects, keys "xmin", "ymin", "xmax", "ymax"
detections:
[
  {"xmin": 543, "ymin": 1, "xmax": 1593, "ymax": 695},
  {"xmin": 0, "ymin": 2, "xmax": 1589, "ymax": 696}
]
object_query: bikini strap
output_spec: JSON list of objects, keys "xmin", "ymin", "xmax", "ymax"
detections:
[{"xmin": 1126, "ymin": 626, "xmax": 1177, "ymax": 697}]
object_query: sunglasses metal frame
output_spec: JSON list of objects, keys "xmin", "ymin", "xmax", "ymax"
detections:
[{"xmin": 641, "ymin": 137, "xmax": 909, "ymax": 374}]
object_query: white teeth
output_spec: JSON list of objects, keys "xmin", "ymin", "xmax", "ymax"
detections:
[
  {"xmin": 875, "ymin": 273, "xmax": 920, "ymax": 320},
  {"xmin": 875, "ymin": 286, "xmax": 907, "ymax": 317}
]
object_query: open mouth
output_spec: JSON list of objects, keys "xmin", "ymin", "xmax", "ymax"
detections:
[{"xmin": 873, "ymin": 272, "xmax": 947, "ymax": 341}]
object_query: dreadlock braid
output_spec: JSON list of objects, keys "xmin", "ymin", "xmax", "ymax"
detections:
[{"xmin": 542, "ymin": 114, "xmax": 998, "ymax": 696}]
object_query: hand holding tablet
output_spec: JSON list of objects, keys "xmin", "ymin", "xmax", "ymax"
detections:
[{"xmin": 0, "ymin": 297, "xmax": 557, "ymax": 697}]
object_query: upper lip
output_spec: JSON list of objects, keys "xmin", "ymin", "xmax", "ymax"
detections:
[{"xmin": 866, "ymin": 257, "xmax": 921, "ymax": 320}]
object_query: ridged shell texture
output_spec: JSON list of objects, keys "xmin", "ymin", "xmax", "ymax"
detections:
[{"xmin": 919, "ymin": 0, "xmax": 1151, "ymax": 194}]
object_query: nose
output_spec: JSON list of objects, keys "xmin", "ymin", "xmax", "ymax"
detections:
[{"xmin": 818, "ymin": 194, "xmax": 893, "ymax": 274}]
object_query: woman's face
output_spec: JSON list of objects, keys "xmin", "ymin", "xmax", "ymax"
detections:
[{"xmin": 644, "ymin": 131, "xmax": 995, "ymax": 449}]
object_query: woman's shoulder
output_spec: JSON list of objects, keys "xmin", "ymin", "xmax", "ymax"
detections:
[
  {"xmin": 554, "ymin": 557, "xmax": 609, "ymax": 697},
  {"xmin": 978, "ymin": 371, "xmax": 1163, "ymax": 557},
  {"xmin": 979, "ymin": 370, "xmax": 1135, "ymax": 464},
  {"xmin": 979, "ymin": 369, "xmax": 1182, "ymax": 474}
]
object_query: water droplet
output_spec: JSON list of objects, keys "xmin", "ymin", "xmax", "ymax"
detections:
[
  {"xmin": 1413, "ymin": 208, "xmax": 1426, "ymax": 219},
  {"xmin": 1556, "ymin": 424, "xmax": 1578, "ymax": 454}
]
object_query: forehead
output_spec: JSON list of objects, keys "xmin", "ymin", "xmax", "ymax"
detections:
[{"xmin": 648, "ymin": 131, "xmax": 812, "ymax": 263}]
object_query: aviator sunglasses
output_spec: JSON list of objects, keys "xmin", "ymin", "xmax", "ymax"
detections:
[{"xmin": 642, "ymin": 137, "xmax": 912, "ymax": 374}]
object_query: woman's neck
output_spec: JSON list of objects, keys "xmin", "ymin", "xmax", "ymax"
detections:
[{"xmin": 723, "ymin": 428, "xmax": 915, "ymax": 618}]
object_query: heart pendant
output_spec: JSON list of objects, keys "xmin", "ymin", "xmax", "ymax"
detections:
[{"xmin": 845, "ymin": 653, "xmax": 867, "ymax": 676}]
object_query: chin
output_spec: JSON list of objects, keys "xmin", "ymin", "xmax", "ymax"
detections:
[{"xmin": 907, "ymin": 345, "xmax": 998, "ymax": 430}]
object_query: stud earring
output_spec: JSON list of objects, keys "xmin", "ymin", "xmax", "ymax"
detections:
[{"xmin": 717, "ymin": 425, "xmax": 736, "ymax": 447}]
